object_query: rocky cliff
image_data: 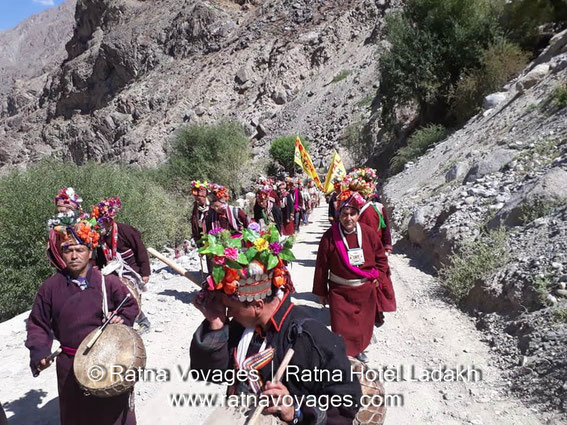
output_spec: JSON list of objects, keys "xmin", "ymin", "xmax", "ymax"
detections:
[
  {"xmin": 0, "ymin": 0, "xmax": 397, "ymax": 171},
  {"xmin": 384, "ymin": 30, "xmax": 567, "ymax": 415}
]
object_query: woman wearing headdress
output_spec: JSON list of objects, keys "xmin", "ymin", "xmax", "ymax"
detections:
[
  {"xmin": 253, "ymin": 189, "xmax": 282, "ymax": 232},
  {"xmin": 312, "ymin": 190, "xmax": 392, "ymax": 362},
  {"xmin": 190, "ymin": 181, "xmax": 210, "ymax": 247},
  {"xmin": 277, "ymin": 180, "xmax": 295, "ymax": 236}
]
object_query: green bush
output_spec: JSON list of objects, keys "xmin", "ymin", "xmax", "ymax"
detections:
[
  {"xmin": 440, "ymin": 228, "xmax": 509, "ymax": 302},
  {"xmin": 379, "ymin": 0, "xmax": 503, "ymax": 124},
  {"xmin": 331, "ymin": 70, "xmax": 351, "ymax": 83},
  {"xmin": 389, "ymin": 124, "xmax": 446, "ymax": 174},
  {"xmin": 450, "ymin": 40, "xmax": 529, "ymax": 123},
  {"xmin": 0, "ymin": 161, "xmax": 191, "ymax": 321},
  {"xmin": 166, "ymin": 121, "xmax": 251, "ymax": 194},
  {"xmin": 269, "ymin": 136, "xmax": 310, "ymax": 174},
  {"xmin": 550, "ymin": 83, "xmax": 567, "ymax": 109}
]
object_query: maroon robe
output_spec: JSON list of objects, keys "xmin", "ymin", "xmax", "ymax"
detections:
[
  {"xmin": 205, "ymin": 205, "xmax": 250, "ymax": 233},
  {"xmin": 359, "ymin": 202, "xmax": 393, "ymax": 251},
  {"xmin": 26, "ymin": 267, "xmax": 139, "ymax": 425},
  {"xmin": 313, "ymin": 223, "xmax": 394, "ymax": 356},
  {"xmin": 191, "ymin": 203, "xmax": 209, "ymax": 246},
  {"xmin": 96, "ymin": 222, "xmax": 151, "ymax": 278}
]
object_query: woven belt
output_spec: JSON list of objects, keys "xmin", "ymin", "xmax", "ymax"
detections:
[{"xmin": 329, "ymin": 272, "xmax": 367, "ymax": 287}]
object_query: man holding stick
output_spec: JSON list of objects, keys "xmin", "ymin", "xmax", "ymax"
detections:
[
  {"xmin": 25, "ymin": 218, "xmax": 139, "ymax": 425},
  {"xmin": 190, "ymin": 225, "xmax": 361, "ymax": 424}
]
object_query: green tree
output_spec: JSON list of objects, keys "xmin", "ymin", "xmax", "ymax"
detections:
[
  {"xmin": 167, "ymin": 121, "xmax": 251, "ymax": 193},
  {"xmin": 269, "ymin": 136, "xmax": 310, "ymax": 174}
]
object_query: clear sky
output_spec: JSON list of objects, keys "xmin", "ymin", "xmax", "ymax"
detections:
[{"xmin": 0, "ymin": 0, "xmax": 68, "ymax": 31}]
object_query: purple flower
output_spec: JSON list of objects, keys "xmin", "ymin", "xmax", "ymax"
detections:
[
  {"xmin": 209, "ymin": 227, "xmax": 223, "ymax": 235},
  {"xmin": 269, "ymin": 242, "xmax": 283, "ymax": 255},
  {"xmin": 248, "ymin": 222, "xmax": 261, "ymax": 232}
]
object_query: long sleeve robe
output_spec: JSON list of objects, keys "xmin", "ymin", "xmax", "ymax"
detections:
[
  {"xmin": 96, "ymin": 222, "xmax": 151, "ymax": 278},
  {"xmin": 313, "ymin": 223, "xmax": 395, "ymax": 356},
  {"xmin": 25, "ymin": 267, "xmax": 139, "ymax": 425},
  {"xmin": 359, "ymin": 202, "xmax": 393, "ymax": 251}
]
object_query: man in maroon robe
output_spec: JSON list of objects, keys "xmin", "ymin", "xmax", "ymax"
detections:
[
  {"xmin": 190, "ymin": 181, "xmax": 209, "ymax": 246},
  {"xmin": 313, "ymin": 191, "xmax": 394, "ymax": 362},
  {"xmin": 26, "ymin": 219, "xmax": 139, "ymax": 425},
  {"xmin": 93, "ymin": 197, "xmax": 152, "ymax": 332}
]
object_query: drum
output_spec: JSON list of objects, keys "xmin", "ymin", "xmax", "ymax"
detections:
[
  {"xmin": 349, "ymin": 357, "xmax": 387, "ymax": 425},
  {"xmin": 120, "ymin": 277, "xmax": 142, "ymax": 314},
  {"xmin": 74, "ymin": 324, "xmax": 146, "ymax": 397}
]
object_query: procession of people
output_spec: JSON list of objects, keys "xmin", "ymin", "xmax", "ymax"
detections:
[{"xmin": 23, "ymin": 165, "xmax": 395, "ymax": 425}]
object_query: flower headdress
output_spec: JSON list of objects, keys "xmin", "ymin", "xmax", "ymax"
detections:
[
  {"xmin": 191, "ymin": 180, "xmax": 209, "ymax": 197},
  {"xmin": 54, "ymin": 217, "xmax": 102, "ymax": 249},
  {"xmin": 54, "ymin": 187, "xmax": 83, "ymax": 210},
  {"xmin": 198, "ymin": 224, "xmax": 295, "ymax": 301},
  {"xmin": 340, "ymin": 168, "xmax": 378, "ymax": 199},
  {"xmin": 91, "ymin": 197, "xmax": 122, "ymax": 224},
  {"xmin": 209, "ymin": 183, "xmax": 229, "ymax": 202},
  {"xmin": 336, "ymin": 190, "xmax": 366, "ymax": 212}
]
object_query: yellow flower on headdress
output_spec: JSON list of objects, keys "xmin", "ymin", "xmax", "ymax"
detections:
[{"xmin": 254, "ymin": 238, "xmax": 269, "ymax": 252}]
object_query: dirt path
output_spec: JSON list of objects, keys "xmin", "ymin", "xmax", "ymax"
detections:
[{"xmin": 0, "ymin": 203, "xmax": 542, "ymax": 424}]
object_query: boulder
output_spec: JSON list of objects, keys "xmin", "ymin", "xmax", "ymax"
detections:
[
  {"xmin": 408, "ymin": 207, "xmax": 429, "ymax": 246},
  {"xmin": 445, "ymin": 162, "xmax": 468, "ymax": 183},
  {"xmin": 516, "ymin": 64, "xmax": 550, "ymax": 92},
  {"xmin": 464, "ymin": 150, "xmax": 516, "ymax": 183},
  {"xmin": 483, "ymin": 92, "xmax": 507, "ymax": 110},
  {"xmin": 488, "ymin": 168, "xmax": 567, "ymax": 228}
]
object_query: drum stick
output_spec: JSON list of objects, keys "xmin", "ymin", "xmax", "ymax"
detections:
[
  {"xmin": 246, "ymin": 348, "xmax": 295, "ymax": 425},
  {"xmin": 45, "ymin": 347, "xmax": 62, "ymax": 363},
  {"xmin": 84, "ymin": 293, "xmax": 131, "ymax": 352},
  {"xmin": 147, "ymin": 247, "xmax": 203, "ymax": 287}
]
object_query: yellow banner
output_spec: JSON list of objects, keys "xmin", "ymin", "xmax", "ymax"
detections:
[
  {"xmin": 322, "ymin": 150, "xmax": 346, "ymax": 193},
  {"xmin": 294, "ymin": 137, "xmax": 323, "ymax": 190}
]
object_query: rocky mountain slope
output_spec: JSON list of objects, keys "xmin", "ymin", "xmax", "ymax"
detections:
[
  {"xmin": 0, "ymin": 0, "xmax": 397, "ymax": 171},
  {"xmin": 0, "ymin": 0, "xmax": 76, "ymax": 112},
  {"xmin": 383, "ymin": 30, "xmax": 567, "ymax": 417}
]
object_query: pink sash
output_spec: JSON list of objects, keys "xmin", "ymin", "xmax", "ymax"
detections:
[{"xmin": 331, "ymin": 223, "xmax": 379, "ymax": 280}]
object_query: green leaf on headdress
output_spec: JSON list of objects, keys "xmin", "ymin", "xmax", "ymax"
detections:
[
  {"xmin": 212, "ymin": 266, "xmax": 225, "ymax": 284},
  {"xmin": 211, "ymin": 244, "xmax": 225, "ymax": 256},
  {"xmin": 227, "ymin": 237, "xmax": 242, "ymax": 249},
  {"xmin": 258, "ymin": 250, "xmax": 269, "ymax": 264},
  {"xmin": 245, "ymin": 247, "xmax": 258, "ymax": 261},
  {"xmin": 279, "ymin": 249, "xmax": 295, "ymax": 261},
  {"xmin": 237, "ymin": 252, "xmax": 250, "ymax": 265},
  {"xmin": 242, "ymin": 228, "xmax": 258, "ymax": 242},
  {"xmin": 269, "ymin": 226, "xmax": 280, "ymax": 243},
  {"xmin": 208, "ymin": 234, "xmax": 217, "ymax": 245},
  {"xmin": 267, "ymin": 254, "xmax": 278, "ymax": 270},
  {"xmin": 198, "ymin": 245, "xmax": 211, "ymax": 255},
  {"xmin": 226, "ymin": 259, "xmax": 243, "ymax": 269},
  {"xmin": 283, "ymin": 237, "xmax": 293, "ymax": 249}
]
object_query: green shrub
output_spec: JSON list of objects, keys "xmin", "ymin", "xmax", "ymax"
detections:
[
  {"xmin": 379, "ymin": 0, "xmax": 503, "ymax": 123},
  {"xmin": 520, "ymin": 196, "xmax": 562, "ymax": 224},
  {"xmin": 331, "ymin": 70, "xmax": 351, "ymax": 83},
  {"xmin": 440, "ymin": 228, "xmax": 509, "ymax": 302},
  {"xmin": 550, "ymin": 83, "xmax": 567, "ymax": 109},
  {"xmin": 0, "ymin": 160, "xmax": 191, "ymax": 321},
  {"xmin": 389, "ymin": 124, "xmax": 446, "ymax": 174},
  {"xmin": 450, "ymin": 40, "xmax": 529, "ymax": 123},
  {"xmin": 166, "ymin": 121, "xmax": 250, "ymax": 194},
  {"xmin": 269, "ymin": 136, "xmax": 310, "ymax": 174}
]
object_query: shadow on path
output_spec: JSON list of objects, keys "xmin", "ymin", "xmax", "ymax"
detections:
[
  {"xmin": 158, "ymin": 289, "xmax": 200, "ymax": 304},
  {"xmin": 4, "ymin": 389, "xmax": 59, "ymax": 425}
]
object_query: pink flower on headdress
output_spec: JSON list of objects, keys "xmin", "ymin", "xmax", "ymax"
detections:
[
  {"xmin": 269, "ymin": 242, "xmax": 283, "ymax": 255},
  {"xmin": 213, "ymin": 255, "xmax": 226, "ymax": 265},
  {"xmin": 224, "ymin": 247, "xmax": 239, "ymax": 261},
  {"xmin": 209, "ymin": 227, "xmax": 223, "ymax": 235}
]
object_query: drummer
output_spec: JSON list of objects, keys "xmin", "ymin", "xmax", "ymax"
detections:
[
  {"xmin": 191, "ymin": 224, "xmax": 361, "ymax": 423},
  {"xmin": 25, "ymin": 219, "xmax": 139, "ymax": 425},
  {"xmin": 93, "ymin": 197, "xmax": 152, "ymax": 334}
]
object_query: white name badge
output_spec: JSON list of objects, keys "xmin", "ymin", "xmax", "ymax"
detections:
[{"xmin": 348, "ymin": 248, "xmax": 364, "ymax": 266}]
